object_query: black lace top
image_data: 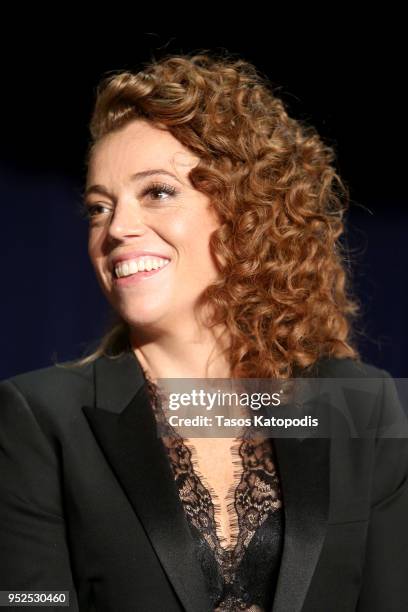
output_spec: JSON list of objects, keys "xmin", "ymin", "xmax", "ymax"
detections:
[{"xmin": 145, "ymin": 376, "xmax": 284, "ymax": 612}]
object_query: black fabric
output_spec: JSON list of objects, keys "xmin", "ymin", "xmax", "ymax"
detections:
[
  {"xmin": 0, "ymin": 352, "xmax": 407, "ymax": 611},
  {"xmin": 147, "ymin": 376, "xmax": 284, "ymax": 611},
  {"xmin": 189, "ymin": 510, "xmax": 283, "ymax": 612}
]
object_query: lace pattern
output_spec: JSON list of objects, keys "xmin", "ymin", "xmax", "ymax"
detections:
[{"xmin": 144, "ymin": 374, "xmax": 284, "ymax": 612}]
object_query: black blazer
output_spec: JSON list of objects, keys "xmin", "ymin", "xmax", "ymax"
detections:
[{"xmin": 0, "ymin": 351, "xmax": 407, "ymax": 612}]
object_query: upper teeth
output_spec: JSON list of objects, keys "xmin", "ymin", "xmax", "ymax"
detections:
[{"xmin": 114, "ymin": 257, "xmax": 170, "ymax": 278}]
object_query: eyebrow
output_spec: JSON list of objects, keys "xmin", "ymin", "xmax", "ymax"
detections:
[{"xmin": 83, "ymin": 168, "xmax": 183, "ymax": 199}]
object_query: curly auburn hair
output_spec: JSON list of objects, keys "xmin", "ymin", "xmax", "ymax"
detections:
[{"xmin": 63, "ymin": 49, "xmax": 361, "ymax": 379}]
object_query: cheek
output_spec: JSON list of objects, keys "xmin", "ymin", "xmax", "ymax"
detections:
[
  {"xmin": 174, "ymin": 227, "xmax": 219, "ymax": 287},
  {"xmin": 168, "ymin": 211, "xmax": 217, "ymax": 261},
  {"xmin": 87, "ymin": 232, "xmax": 106, "ymax": 275},
  {"xmin": 87, "ymin": 238, "xmax": 98, "ymax": 269}
]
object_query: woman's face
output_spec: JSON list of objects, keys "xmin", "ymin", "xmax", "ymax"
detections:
[{"xmin": 85, "ymin": 119, "xmax": 221, "ymax": 334}]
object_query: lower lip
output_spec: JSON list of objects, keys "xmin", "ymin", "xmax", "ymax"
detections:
[{"xmin": 113, "ymin": 262, "xmax": 170, "ymax": 286}]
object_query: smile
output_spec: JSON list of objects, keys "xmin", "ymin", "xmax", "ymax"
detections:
[
  {"xmin": 112, "ymin": 256, "xmax": 171, "ymax": 287},
  {"xmin": 114, "ymin": 256, "xmax": 171, "ymax": 278}
]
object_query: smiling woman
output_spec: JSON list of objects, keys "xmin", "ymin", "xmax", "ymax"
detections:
[
  {"xmin": 81, "ymin": 118, "xmax": 226, "ymax": 364},
  {"xmin": 0, "ymin": 50, "xmax": 407, "ymax": 612}
]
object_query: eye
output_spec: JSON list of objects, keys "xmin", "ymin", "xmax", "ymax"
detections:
[
  {"xmin": 79, "ymin": 181, "xmax": 178, "ymax": 221},
  {"xmin": 141, "ymin": 182, "xmax": 177, "ymax": 201},
  {"xmin": 80, "ymin": 203, "xmax": 112, "ymax": 220}
]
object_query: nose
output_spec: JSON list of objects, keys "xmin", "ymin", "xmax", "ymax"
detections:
[{"xmin": 107, "ymin": 199, "xmax": 147, "ymax": 242}]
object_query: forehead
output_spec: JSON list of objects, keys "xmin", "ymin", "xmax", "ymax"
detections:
[{"xmin": 88, "ymin": 119, "xmax": 198, "ymax": 181}]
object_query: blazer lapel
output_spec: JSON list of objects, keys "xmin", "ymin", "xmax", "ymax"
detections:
[
  {"xmin": 82, "ymin": 350, "xmax": 331, "ymax": 612},
  {"xmin": 271, "ymin": 369, "xmax": 331, "ymax": 612},
  {"xmin": 271, "ymin": 435, "xmax": 330, "ymax": 612},
  {"xmin": 82, "ymin": 351, "xmax": 212, "ymax": 612}
]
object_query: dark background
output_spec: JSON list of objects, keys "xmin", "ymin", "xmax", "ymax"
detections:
[{"xmin": 1, "ymin": 27, "xmax": 406, "ymax": 379}]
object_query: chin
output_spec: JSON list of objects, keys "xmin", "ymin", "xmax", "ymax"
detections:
[{"xmin": 120, "ymin": 301, "xmax": 175, "ymax": 330}]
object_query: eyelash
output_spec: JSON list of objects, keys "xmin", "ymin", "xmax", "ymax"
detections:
[
  {"xmin": 81, "ymin": 182, "xmax": 178, "ymax": 219},
  {"xmin": 142, "ymin": 182, "xmax": 177, "ymax": 201}
]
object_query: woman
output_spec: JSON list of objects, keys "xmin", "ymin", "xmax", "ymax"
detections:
[{"xmin": 0, "ymin": 51, "xmax": 407, "ymax": 612}]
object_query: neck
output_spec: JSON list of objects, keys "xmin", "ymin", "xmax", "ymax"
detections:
[{"xmin": 130, "ymin": 320, "xmax": 231, "ymax": 382}]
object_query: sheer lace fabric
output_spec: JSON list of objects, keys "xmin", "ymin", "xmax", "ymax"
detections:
[{"xmin": 145, "ymin": 377, "xmax": 284, "ymax": 612}]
